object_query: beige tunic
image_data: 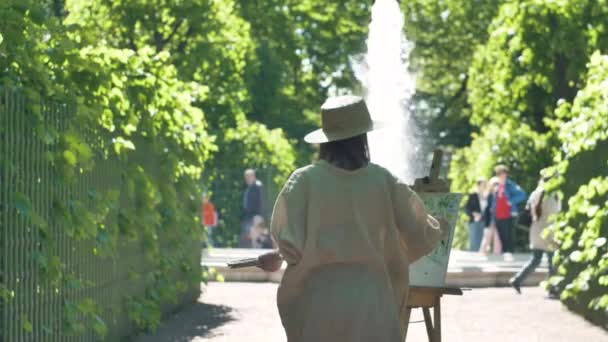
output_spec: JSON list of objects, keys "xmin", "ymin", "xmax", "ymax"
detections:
[
  {"xmin": 527, "ymin": 188, "xmax": 561, "ymax": 251},
  {"xmin": 271, "ymin": 160, "xmax": 441, "ymax": 342}
]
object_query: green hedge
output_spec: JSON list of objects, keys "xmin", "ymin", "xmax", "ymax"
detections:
[
  {"xmin": 545, "ymin": 52, "xmax": 608, "ymax": 328},
  {"xmin": 1, "ymin": 2, "xmax": 215, "ymax": 338}
]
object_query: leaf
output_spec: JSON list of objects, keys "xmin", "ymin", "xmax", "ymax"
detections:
[
  {"xmin": 65, "ymin": 275, "xmax": 83, "ymax": 290},
  {"xmin": 569, "ymin": 250, "xmax": 583, "ymax": 262},
  {"xmin": 587, "ymin": 205, "xmax": 600, "ymax": 218},
  {"xmin": 14, "ymin": 192, "xmax": 32, "ymax": 217},
  {"xmin": 41, "ymin": 325, "xmax": 53, "ymax": 335},
  {"xmin": 113, "ymin": 137, "xmax": 136, "ymax": 154},
  {"xmin": 0, "ymin": 284, "xmax": 14, "ymax": 302},
  {"xmin": 93, "ymin": 315, "xmax": 108, "ymax": 337},
  {"xmin": 21, "ymin": 315, "xmax": 33, "ymax": 333},
  {"xmin": 595, "ymin": 237, "xmax": 607, "ymax": 248},
  {"xmin": 63, "ymin": 150, "xmax": 77, "ymax": 166},
  {"xmin": 28, "ymin": 7, "xmax": 46, "ymax": 24}
]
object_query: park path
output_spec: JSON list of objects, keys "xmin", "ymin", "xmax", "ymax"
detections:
[{"xmin": 136, "ymin": 282, "xmax": 607, "ymax": 342}]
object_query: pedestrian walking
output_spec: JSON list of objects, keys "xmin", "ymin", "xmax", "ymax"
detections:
[
  {"xmin": 240, "ymin": 169, "xmax": 264, "ymax": 248},
  {"xmin": 255, "ymin": 95, "xmax": 448, "ymax": 342},
  {"xmin": 491, "ymin": 165, "xmax": 527, "ymax": 257},
  {"xmin": 509, "ymin": 172, "xmax": 561, "ymax": 295}
]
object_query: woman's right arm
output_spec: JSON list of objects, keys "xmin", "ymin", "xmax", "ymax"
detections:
[{"xmin": 392, "ymin": 180, "xmax": 442, "ymax": 263}]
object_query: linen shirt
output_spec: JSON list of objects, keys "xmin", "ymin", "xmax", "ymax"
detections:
[{"xmin": 271, "ymin": 160, "xmax": 441, "ymax": 341}]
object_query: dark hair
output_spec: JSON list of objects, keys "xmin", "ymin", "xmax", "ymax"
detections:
[{"xmin": 319, "ymin": 134, "xmax": 370, "ymax": 171}]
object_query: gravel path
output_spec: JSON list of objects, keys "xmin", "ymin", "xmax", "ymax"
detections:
[{"xmin": 136, "ymin": 282, "xmax": 607, "ymax": 342}]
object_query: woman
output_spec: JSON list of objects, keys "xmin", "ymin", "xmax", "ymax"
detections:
[
  {"xmin": 257, "ymin": 95, "xmax": 446, "ymax": 341},
  {"xmin": 478, "ymin": 177, "xmax": 502, "ymax": 255},
  {"xmin": 509, "ymin": 173, "xmax": 560, "ymax": 295},
  {"xmin": 464, "ymin": 178, "xmax": 488, "ymax": 251}
]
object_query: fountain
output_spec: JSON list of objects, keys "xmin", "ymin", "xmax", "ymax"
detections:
[
  {"xmin": 354, "ymin": 0, "xmax": 461, "ymax": 288},
  {"xmin": 353, "ymin": 0, "xmax": 420, "ymax": 184}
]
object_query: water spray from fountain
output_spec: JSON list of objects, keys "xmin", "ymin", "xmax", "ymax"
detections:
[{"xmin": 353, "ymin": 0, "xmax": 424, "ymax": 184}]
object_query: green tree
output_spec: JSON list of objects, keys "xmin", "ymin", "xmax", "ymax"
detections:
[
  {"xmin": 65, "ymin": 0, "xmax": 254, "ymax": 128},
  {"xmin": 402, "ymin": 0, "xmax": 504, "ymax": 146},
  {"xmin": 467, "ymin": 0, "xmax": 608, "ymax": 131},
  {"xmin": 454, "ymin": 0, "xmax": 608, "ymax": 189},
  {"xmin": 449, "ymin": 0, "xmax": 608, "ymax": 252},
  {"xmin": 207, "ymin": 117, "xmax": 296, "ymax": 246},
  {"xmin": 65, "ymin": 0, "xmax": 296, "ymax": 244},
  {"xmin": 237, "ymin": 1, "xmax": 372, "ymax": 160}
]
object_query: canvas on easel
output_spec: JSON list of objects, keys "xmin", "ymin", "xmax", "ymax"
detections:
[{"xmin": 409, "ymin": 192, "xmax": 461, "ymax": 287}]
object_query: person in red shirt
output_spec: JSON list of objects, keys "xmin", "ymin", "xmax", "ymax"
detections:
[
  {"xmin": 495, "ymin": 182, "xmax": 511, "ymax": 219},
  {"xmin": 491, "ymin": 165, "xmax": 527, "ymax": 256},
  {"xmin": 201, "ymin": 193, "xmax": 218, "ymax": 247}
]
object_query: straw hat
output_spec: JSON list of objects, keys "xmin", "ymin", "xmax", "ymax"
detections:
[{"xmin": 304, "ymin": 95, "xmax": 386, "ymax": 144}]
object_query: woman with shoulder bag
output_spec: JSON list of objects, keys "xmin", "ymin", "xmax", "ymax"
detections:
[{"xmin": 509, "ymin": 172, "xmax": 561, "ymax": 295}]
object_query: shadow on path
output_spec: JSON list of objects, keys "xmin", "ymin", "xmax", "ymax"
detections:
[{"xmin": 134, "ymin": 302, "xmax": 235, "ymax": 342}]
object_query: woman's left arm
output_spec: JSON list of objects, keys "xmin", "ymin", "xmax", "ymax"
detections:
[
  {"xmin": 269, "ymin": 195, "xmax": 303, "ymax": 266},
  {"xmin": 267, "ymin": 170, "xmax": 308, "ymax": 268}
]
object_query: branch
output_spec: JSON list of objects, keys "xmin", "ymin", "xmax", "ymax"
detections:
[
  {"xmin": 437, "ymin": 75, "xmax": 468, "ymax": 119},
  {"xmin": 162, "ymin": 19, "xmax": 184, "ymax": 50},
  {"xmin": 127, "ymin": 35, "xmax": 137, "ymax": 51},
  {"xmin": 177, "ymin": 26, "xmax": 194, "ymax": 54},
  {"xmin": 52, "ymin": 0, "xmax": 65, "ymax": 18},
  {"xmin": 154, "ymin": 20, "xmax": 184, "ymax": 52}
]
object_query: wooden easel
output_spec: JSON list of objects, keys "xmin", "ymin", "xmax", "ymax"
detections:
[
  {"xmin": 404, "ymin": 286, "xmax": 463, "ymax": 342},
  {"xmin": 412, "ymin": 149, "xmax": 449, "ymax": 193},
  {"xmin": 406, "ymin": 149, "xmax": 464, "ymax": 341}
]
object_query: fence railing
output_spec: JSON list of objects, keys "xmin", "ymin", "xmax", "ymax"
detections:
[{"xmin": 0, "ymin": 89, "xmax": 200, "ymax": 341}]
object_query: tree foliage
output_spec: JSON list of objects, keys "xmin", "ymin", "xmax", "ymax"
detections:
[
  {"xmin": 66, "ymin": 0, "xmax": 253, "ymax": 128},
  {"xmin": 402, "ymin": 0, "xmax": 504, "ymax": 146},
  {"xmin": 65, "ymin": 0, "xmax": 296, "ymax": 243},
  {"xmin": 467, "ymin": 0, "xmax": 608, "ymax": 131},
  {"xmin": 448, "ymin": 0, "xmax": 608, "ymax": 248},
  {"xmin": 440, "ymin": 0, "xmax": 608, "ymax": 325},
  {"xmin": 236, "ymin": 0, "xmax": 372, "ymax": 160},
  {"xmin": 207, "ymin": 117, "xmax": 296, "ymax": 246}
]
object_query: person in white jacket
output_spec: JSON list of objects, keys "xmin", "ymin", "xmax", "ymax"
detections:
[{"xmin": 509, "ymin": 173, "xmax": 561, "ymax": 295}]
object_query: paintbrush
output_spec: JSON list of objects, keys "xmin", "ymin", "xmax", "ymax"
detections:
[{"xmin": 227, "ymin": 257, "xmax": 261, "ymax": 269}]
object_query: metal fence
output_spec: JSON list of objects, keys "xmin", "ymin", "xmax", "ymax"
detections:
[{"xmin": 0, "ymin": 89, "xmax": 200, "ymax": 341}]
